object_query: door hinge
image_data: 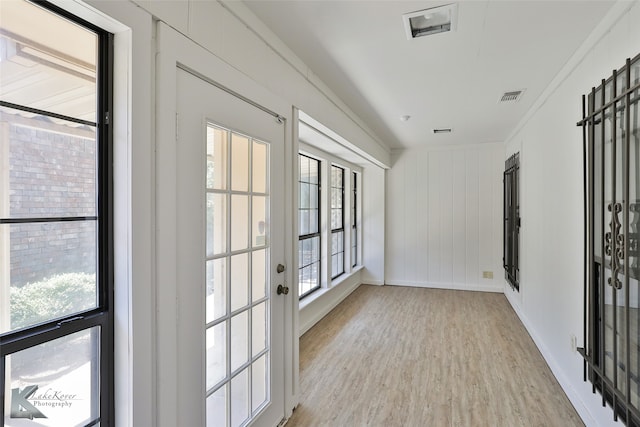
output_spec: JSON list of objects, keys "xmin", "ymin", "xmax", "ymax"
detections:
[{"xmin": 105, "ymin": 111, "xmax": 110, "ymax": 125}]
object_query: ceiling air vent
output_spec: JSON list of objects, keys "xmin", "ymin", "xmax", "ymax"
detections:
[
  {"xmin": 403, "ymin": 4, "xmax": 458, "ymax": 40},
  {"xmin": 499, "ymin": 90, "xmax": 525, "ymax": 103},
  {"xmin": 433, "ymin": 128, "xmax": 452, "ymax": 134}
]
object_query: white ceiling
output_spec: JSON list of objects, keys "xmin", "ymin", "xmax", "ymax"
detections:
[{"xmin": 243, "ymin": 0, "xmax": 616, "ymax": 150}]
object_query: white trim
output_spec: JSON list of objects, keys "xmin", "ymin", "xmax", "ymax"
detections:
[
  {"xmin": 385, "ymin": 280, "xmax": 503, "ymax": 293},
  {"xmin": 51, "ymin": 2, "xmax": 156, "ymax": 426},
  {"xmin": 299, "ymin": 111, "xmax": 390, "ymax": 169},
  {"xmin": 299, "ymin": 142, "xmax": 364, "ymax": 175},
  {"xmin": 155, "ymin": 22, "xmax": 295, "ymax": 427}
]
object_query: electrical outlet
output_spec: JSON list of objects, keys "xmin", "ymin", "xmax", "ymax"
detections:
[
  {"xmin": 570, "ymin": 334, "xmax": 577, "ymax": 352},
  {"xmin": 482, "ymin": 271, "xmax": 494, "ymax": 279}
]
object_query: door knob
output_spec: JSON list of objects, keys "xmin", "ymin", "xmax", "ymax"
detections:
[
  {"xmin": 277, "ymin": 284, "xmax": 289, "ymax": 295},
  {"xmin": 277, "ymin": 264, "xmax": 286, "ymax": 273}
]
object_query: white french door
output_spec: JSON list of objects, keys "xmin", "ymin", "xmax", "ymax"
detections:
[{"xmin": 173, "ymin": 67, "xmax": 286, "ymax": 427}]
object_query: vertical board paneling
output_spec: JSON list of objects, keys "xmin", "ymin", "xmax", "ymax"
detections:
[
  {"xmin": 386, "ymin": 144, "xmax": 503, "ymax": 292},
  {"xmin": 440, "ymin": 151, "xmax": 454, "ymax": 284},
  {"xmin": 416, "ymin": 150, "xmax": 430, "ymax": 282},
  {"xmin": 427, "ymin": 151, "xmax": 441, "ymax": 283},
  {"xmin": 465, "ymin": 150, "xmax": 480, "ymax": 288},
  {"xmin": 478, "ymin": 149, "xmax": 492, "ymax": 289},
  {"xmin": 453, "ymin": 154, "xmax": 467, "ymax": 285},
  {"xmin": 405, "ymin": 152, "xmax": 418, "ymax": 283}
]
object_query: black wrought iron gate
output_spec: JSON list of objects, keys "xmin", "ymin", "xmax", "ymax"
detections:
[{"xmin": 579, "ymin": 53, "xmax": 640, "ymax": 426}]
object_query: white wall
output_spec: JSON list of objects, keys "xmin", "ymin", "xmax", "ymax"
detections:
[
  {"xmin": 385, "ymin": 144, "xmax": 504, "ymax": 292},
  {"xmin": 362, "ymin": 164, "xmax": 386, "ymax": 285},
  {"xmin": 58, "ymin": 0, "xmax": 394, "ymax": 425},
  {"xmin": 503, "ymin": 2, "xmax": 640, "ymax": 426}
]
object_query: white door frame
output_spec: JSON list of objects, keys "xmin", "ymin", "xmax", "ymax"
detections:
[{"xmin": 155, "ymin": 22, "xmax": 297, "ymax": 426}]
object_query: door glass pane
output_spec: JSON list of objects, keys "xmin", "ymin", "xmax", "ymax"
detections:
[
  {"xmin": 207, "ymin": 126, "xmax": 228, "ymax": 190},
  {"xmin": 231, "ymin": 195, "xmax": 248, "ymax": 251},
  {"xmin": 4, "ymin": 327, "xmax": 100, "ymax": 426},
  {"xmin": 230, "ymin": 370, "xmax": 249, "ymax": 427},
  {"xmin": 206, "ymin": 322, "xmax": 226, "ymax": 390},
  {"xmin": 230, "ymin": 311, "xmax": 248, "ymax": 373},
  {"xmin": 252, "ymin": 141, "xmax": 267, "ymax": 194},
  {"xmin": 206, "ymin": 386, "xmax": 226, "ymax": 427},
  {"xmin": 3, "ymin": 221, "xmax": 97, "ymax": 333},
  {"xmin": 252, "ymin": 196, "xmax": 266, "ymax": 248},
  {"xmin": 230, "ymin": 253, "xmax": 249, "ymax": 312},
  {"xmin": 231, "ymin": 134, "xmax": 249, "ymax": 192},
  {"xmin": 205, "ymin": 125, "xmax": 271, "ymax": 427},
  {"xmin": 251, "ymin": 355, "xmax": 267, "ymax": 413},
  {"xmin": 0, "ymin": 1, "xmax": 98, "ymax": 122},
  {"xmin": 207, "ymin": 193, "xmax": 227, "ymax": 257},
  {"xmin": 252, "ymin": 302, "xmax": 266, "ymax": 357},
  {"xmin": 252, "ymin": 249, "xmax": 266, "ymax": 302},
  {"xmin": 206, "ymin": 258, "xmax": 226, "ymax": 323}
]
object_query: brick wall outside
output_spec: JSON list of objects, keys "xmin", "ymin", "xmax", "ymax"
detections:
[{"xmin": 6, "ymin": 116, "xmax": 97, "ymax": 287}]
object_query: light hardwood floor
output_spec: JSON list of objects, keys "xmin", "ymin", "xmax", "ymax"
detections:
[{"xmin": 286, "ymin": 285, "xmax": 584, "ymax": 427}]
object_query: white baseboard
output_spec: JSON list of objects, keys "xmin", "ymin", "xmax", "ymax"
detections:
[{"xmin": 384, "ymin": 280, "xmax": 503, "ymax": 293}]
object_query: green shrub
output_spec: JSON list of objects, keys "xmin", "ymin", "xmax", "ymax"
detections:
[{"xmin": 10, "ymin": 273, "xmax": 96, "ymax": 329}]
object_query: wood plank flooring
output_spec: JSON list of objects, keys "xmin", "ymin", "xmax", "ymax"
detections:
[{"xmin": 286, "ymin": 285, "xmax": 584, "ymax": 427}]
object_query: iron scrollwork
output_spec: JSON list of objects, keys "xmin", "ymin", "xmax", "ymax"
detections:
[{"xmin": 606, "ymin": 202, "xmax": 623, "ymax": 289}]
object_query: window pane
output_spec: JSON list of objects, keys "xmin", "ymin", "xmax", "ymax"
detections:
[
  {"xmin": 0, "ymin": 1, "xmax": 98, "ymax": 122},
  {"xmin": 299, "ymin": 155, "xmax": 309, "ymax": 182},
  {"xmin": 206, "ymin": 125, "xmax": 228, "ymax": 190},
  {"xmin": 308, "ymin": 158, "xmax": 318, "ymax": 184},
  {"xmin": 1, "ymin": 107, "xmax": 96, "ymax": 219},
  {"xmin": 299, "ymin": 209, "xmax": 309, "ymax": 236},
  {"xmin": 4, "ymin": 327, "xmax": 100, "ymax": 426},
  {"xmin": 309, "ymin": 209, "xmax": 318, "ymax": 235},
  {"xmin": 310, "ymin": 183, "xmax": 318, "ymax": 209},
  {"xmin": 3, "ymin": 221, "xmax": 97, "ymax": 333}
]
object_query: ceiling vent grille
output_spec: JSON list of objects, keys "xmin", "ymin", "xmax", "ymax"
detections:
[
  {"xmin": 500, "ymin": 90, "xmax": 524, "ymax": 103},
  {"xmin": 433, "ymin": 128, "xmax": 452, "ymax": 134}
]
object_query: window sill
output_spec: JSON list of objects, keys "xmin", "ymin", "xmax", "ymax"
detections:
[{"xmin": 299, "ymin": 265, "xmax": 363, "ymax": 310}]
